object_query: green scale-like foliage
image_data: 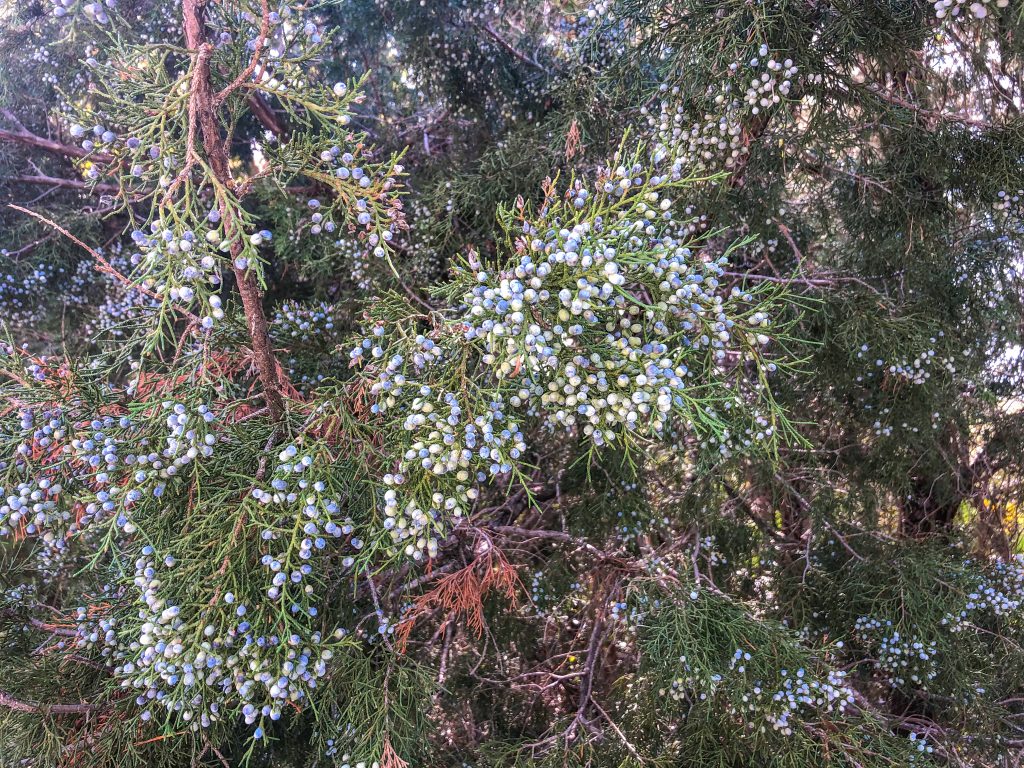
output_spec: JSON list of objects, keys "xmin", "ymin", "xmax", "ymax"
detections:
[{"xmin": 0, "ymin": 0, "xmax": 1023, "ymax": 767}]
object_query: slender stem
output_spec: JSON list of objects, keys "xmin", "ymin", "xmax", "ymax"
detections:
[
  {"xmin": 0, "ymin": 690, "xmax": 100, "ymax": 715},
  {"xmin": 6, "ymin": 174, "xmax": 120, "ymax": 195},
  {"xmin": 474, "ymin": 22, "xmax": 548, "ymax": 74},
  {"xmin": 9, "ymin": 204, "xmax": 200, "ymax": 324}
]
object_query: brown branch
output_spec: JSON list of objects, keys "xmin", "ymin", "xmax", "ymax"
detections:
[
  {"xmin": 863, "ymin": 84, "xmax": 992, "ymax": 128},
  {"xmin": 560, "ymin": 599, "xmax": 607, "ymax": 748},
  {"xmin": 1, "ymin": 230, "xmax": 58, "ymax": 260},
  {"xmin": 215, "ymin": 0, "xmax": 271, "ymax": 103},
  {"xmin": 28, "ymin": 618, "xmax": 78, "ymax": 637},
  {"xmin": 721, "ymin": 480, "xmax": 785, "ymax": 542},
  {"xmin": 800, "ymin": 154, "xmax": 892, "ymax": 195},
  {"xmin": 182, "ymin": 0, "xmax": 287, "ymax": 421},
  {"xmin": 0, "ymin": 127, "xmax": 113, "ymax": 164},
  {"xmin": 590, "ymin": 699, "xmax": 647, "ymax": 764},
  {"xmin": 721, "ymin": 269, "xmax": 884, "ymax": 296},
  {"xmin": 248, "ymin": 93, "xmax": 285, "ymax": 137},
  {"xmin": 486, "ymin": 524, "xmax": 613, "ymax": 560},
  {"xmin": 0, "ymin": 108, "xmax": 27, "ymax": 132},
  {"xmin": 727, "ymin": 108, "xmax": 775, "ymax": 189},
  {"xmin": 775, "ymin": 221, "xmax": 805, "ymax": 265},
  {"xmin": 0, "ymin": 690, "xmax": 101, "ymax": 715}
]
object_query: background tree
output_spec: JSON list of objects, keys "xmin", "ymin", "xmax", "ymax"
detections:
[{"xmin": 1, "ymin": 1, "xmax": 1023, "ymax": 768}]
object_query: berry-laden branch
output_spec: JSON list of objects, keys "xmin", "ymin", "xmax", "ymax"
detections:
[{"xmin": 182, "ymin": 0, "xmax": 286, "ymax": 421}]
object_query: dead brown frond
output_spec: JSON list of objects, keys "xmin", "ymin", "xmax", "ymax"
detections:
[
  {"xmin": 565, "ymin": 118, "xmax": 581, "ymax": 160},
  {"xmin": 379, "ymin": 737, "xmax": 409, "ymax": 768},
  {"xmin": 394, "ymin": 541, "xmax": 522, "ymax": 652}
]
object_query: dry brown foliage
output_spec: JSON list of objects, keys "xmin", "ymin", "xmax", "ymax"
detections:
[
  {"xmin": 379, "ymin": 737, "xmax": 410, "ymax": 768},
  {"xmin": 394, "ymin": 540, "xmax": 522, "ymax": 652}
]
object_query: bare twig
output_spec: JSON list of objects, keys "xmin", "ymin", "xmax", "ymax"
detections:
[
  {"xmin": 473, "ymin": 21, "xmax": 549, "ymax": 73},
  {"xmin": 6, "ymin": 174, "xmax": 120, "ymax": 195},
  {"xmin": 0, "ymin": 127, "xmax": 113, "ymax": 164},
  {"xmin": 0, "ymin": 690, "xmax": 101, "ymax": 715}
]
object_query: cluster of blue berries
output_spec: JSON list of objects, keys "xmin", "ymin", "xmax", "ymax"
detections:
[
  {"xmin": 645, "ymin": 46, "xmax": 800, "ymax": 179},
  {"xmin": 1, "ymin": 400, "xmax": 217, "ymax": 553},
  {"xmin": 854, "ymin": 618, "xmax": 939, "ymax": 690},
  {"xmin": 944, "ymin": 556, "xmax": 1024, "ymax": 628},
  {"xmin": 73, "ymin": 549, "xmax": 345, "ymax": 734},
  {"xmin": 51, "ymin": 0, "xmax": 115, "ymax": 23},
  {"xmin": 456, "ymin": 169, "xmax": 775, "ymax": 447},
  {"xmin": 663, "ymin": 652, "xmax": 855, "ymax": 736}
]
